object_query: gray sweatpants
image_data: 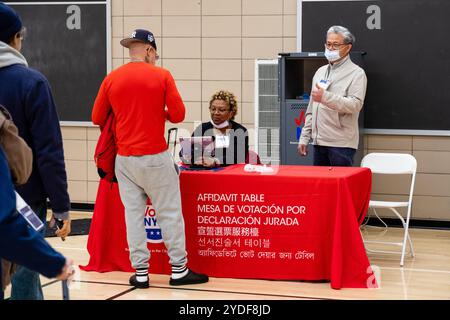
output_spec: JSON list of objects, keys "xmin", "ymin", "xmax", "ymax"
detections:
[{"xmin": 115, "ymin": 150, "xmax": 187, "ymax": 270}]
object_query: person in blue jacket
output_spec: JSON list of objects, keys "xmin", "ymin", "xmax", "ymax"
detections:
[
  {"xmin": 0, "ymin": 146, "xmax": 73, "ymax": 300},
  {"xmin": 0, "ymin": 2, "xmax": 71, "ymax": 300}
]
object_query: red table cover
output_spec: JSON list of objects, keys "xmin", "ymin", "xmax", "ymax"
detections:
[{"xmin": 81, "ymin": 165, "xmax": 376, "ymax": 289}]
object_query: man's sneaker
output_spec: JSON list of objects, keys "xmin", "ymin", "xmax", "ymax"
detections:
[
  {"xmin": 169, "ymin": 269, "xmax": 209, "ymax": 286},
  {"xmin": 129, "ymin": 274, "xmax": 149, "ymax": 289}
]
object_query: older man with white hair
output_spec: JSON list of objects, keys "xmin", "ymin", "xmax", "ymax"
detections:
[{"xmin": 298, "ymin": 25, "xmax": 367, "ymax": 167}]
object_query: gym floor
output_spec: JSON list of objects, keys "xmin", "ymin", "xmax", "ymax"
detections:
[{"xmin": 3, "ymin": 212, "xmax": 450, "ymax": 300}]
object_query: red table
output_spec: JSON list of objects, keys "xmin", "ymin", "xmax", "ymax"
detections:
[{"xmin": 81, "ymin": 165, "xmax": 376, "ymax": 289}]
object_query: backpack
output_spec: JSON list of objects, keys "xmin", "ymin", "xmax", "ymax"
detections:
[
  {"xmin": 0, "ymin": 104, "xmax": 33, "ymax": 185},
  {"xmin": 94, "ymin": 113, "xmax": 117, "ymax": 182},
  {"xmin": 0, "ymin": 104, "xmax": 32, "ymax": 289}
]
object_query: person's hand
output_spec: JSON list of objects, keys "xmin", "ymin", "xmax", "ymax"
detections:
[
  {"xmin": 312, "ymin": 83, "xmax": 324, "ymax": 103},
  {"xmin": 180, "ymin": 154, "xmax": 191, "ymax": 165},
  {"xmin": 193, "ymin": 157, "xmax": 204, "ymax": 166},
  {"xmin": 298, "ymin": 144, "xmax": 308, "ymax": 156},
  {"xmin": 49, "ymin": 215, "xmax": 71, "ymax": 241},
  {"xmin": 202, "ymin": 156, "xmax": 219, "ymax": 168},
  {"xmin": 56, "ymin": 258, "xmax": 75, "ymax": 281}
]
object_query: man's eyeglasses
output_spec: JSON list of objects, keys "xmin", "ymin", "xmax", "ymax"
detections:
[
  {"xmin": 324, "ymin": 42, "xmax": 349, "ymax": 50},
  {"xmin": 209, "ymin": 107, "xmax": 230, "ymax": 114}
]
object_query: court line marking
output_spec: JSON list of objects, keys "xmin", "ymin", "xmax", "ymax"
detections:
[
  {"xmin": 52, "ymin": 242, "xmax": 450, "ymax": 289},
  {"xmin": 381, "ymin": 267, "xmax": 450, "ymax": 275},
  {"xmin": 107, "ymin": 288, "xmax": 137, "ymax": 300},
  {"xmin": 55, "ymin": 242, "xmax": 450, "ymax": 276},
  {"xmin": 74, "ymin": 280, "xmax": 131, "ymax": 287},
  {"xmin": 3, "ymin": 279, "xmax": 60, "ymax": 300},
  {"xmin": 41, "ymin": 279, "xmax": 137, "ymax": 300},
  {"xmin": 42, "ymin": 279, "xmax": 60, "ymax": 288},
  {"xmin": 143, "ymin": 284, "xmax": 329, "ymax": 301},
  {"xmin": 72, "ymin": 279, "xmax": 328, "ymax": 300}
]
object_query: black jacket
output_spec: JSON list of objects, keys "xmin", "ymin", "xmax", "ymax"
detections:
[{"xmin": 0, "ymin": 43, "xmax": 70, "ymax": 217}]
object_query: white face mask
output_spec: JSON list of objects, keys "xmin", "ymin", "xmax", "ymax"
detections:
[
  {"xmin": 324, "ymin": 48, "xmax": 341, "ymax": 62},
  {"xmin": 210, "ymin": 120, "xmax": 229, "ymax": 129}
]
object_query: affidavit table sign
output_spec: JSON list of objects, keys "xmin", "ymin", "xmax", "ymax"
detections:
[
  {"xmin": 193, "ymin": 192, "xmax": 310, "ymax": 259},
  {"xmin": 180, "ymin": 165, "xmax": 375, "ymax": 289}
]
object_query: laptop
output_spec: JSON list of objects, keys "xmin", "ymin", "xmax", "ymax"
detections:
[{"xmin": 179, "ymin": 136, "xmax": 215, "ymax": 166}]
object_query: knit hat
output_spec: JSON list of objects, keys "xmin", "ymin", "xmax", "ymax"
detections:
[{"xmin": 0, "ymin": 2, "xmax": 22, "ymax": 43}]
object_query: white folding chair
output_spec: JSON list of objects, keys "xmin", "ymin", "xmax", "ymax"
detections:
[{"xmin": 361, "ymin": 153, "xmax": 417, "ymax": 266}]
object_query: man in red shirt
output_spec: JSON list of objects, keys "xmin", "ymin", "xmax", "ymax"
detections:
[{"xmin": 92, "ymin": 29, "xmax": 208, "ymax": 288}]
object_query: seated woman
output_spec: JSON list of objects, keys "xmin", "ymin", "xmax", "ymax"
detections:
[{"xmin": 181, "ymin": 90, "xmax": 249, "ymax": 168}]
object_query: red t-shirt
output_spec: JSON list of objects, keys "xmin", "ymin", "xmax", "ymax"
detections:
[{"xmin": 92, "ymin": 62, "xmax": 185, "ymax": 156}]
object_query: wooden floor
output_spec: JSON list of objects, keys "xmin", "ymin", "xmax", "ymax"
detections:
[{"xmin": 4, "ymin": 212, "xmax": 450, "ymax": 300}]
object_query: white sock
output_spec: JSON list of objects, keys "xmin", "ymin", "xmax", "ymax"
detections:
[
  {"xmin": 136, "ymin": 268, "xmax": 148, "ymax": 282},
  {"xmin": 136, "ymin": 275, "xmax": 148, "ymax": 282},
  {"xmin": 171, "ymin": 265, "xmax": 189, "ymax": 279}
]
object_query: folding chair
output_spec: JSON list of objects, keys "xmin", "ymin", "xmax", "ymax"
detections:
[{"xmin": 361, "ymin": 153, "xmax": 417, "ymax": 266}]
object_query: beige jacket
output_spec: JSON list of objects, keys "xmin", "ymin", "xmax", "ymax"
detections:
[{"xmin": 299, "ymin": 55, "xmax": 367, "ymax": 149}]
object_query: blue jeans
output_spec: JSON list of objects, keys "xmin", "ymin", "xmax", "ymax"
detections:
[
  {"xmin": 313, "ymin": 145, "xmax": 356, "ymax": 167},
  {"xmin": 10, "ymin": 202, "xmax": 47, "ymax": 300}
]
